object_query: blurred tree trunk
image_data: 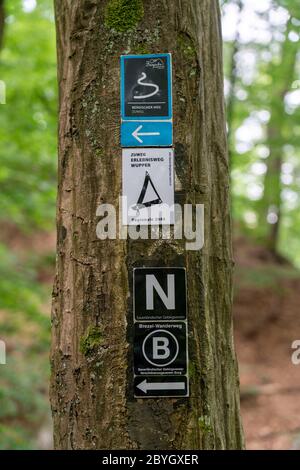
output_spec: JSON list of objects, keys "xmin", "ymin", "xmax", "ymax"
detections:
[
  {"xmin": 226, "ymin": 0, "xmax": 243, "ymax": 170},
  {"xmin": 0, "ymin": 0, "xmax": 5, "ymax": 49},
  {"xmin": 259, "ymin": 19, "xmax": 298, "ymax": 254},
  {"xmin": 50, "ymin": 0, "xmax": 244, "ymax": 450}
]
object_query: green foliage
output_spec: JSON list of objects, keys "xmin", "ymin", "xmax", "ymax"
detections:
[
  {"xmin": 104, "ymin": 0, "xmax": 144, "ymax": 32},
  {"xmin": 235, "ymin": 263, "xmax": 300, "ymax": 290},
  {"xmin": 0, "ymin": 0, "xmax": 299, "ymax": 451},
  {"xmin": 0, "ymin": 0, "xmax": 57, "ymax": 230},
  {"xmin": 0, "ymin": 354, "xmax": 50, "ymax": 449},
  {"xmin": 0, "ymin": 0, "xmax": 55, "ymax": 450},
  {"xmin": 0, "ymin": 238, "xmax": 52, "ymax": 448},
  {"xmin": 0, "ymin": 243, "xmax": 50, "ymax": 336},
  {"xmin": 223, "ymin": 0, "xmax": 300, "ymax": 265}
]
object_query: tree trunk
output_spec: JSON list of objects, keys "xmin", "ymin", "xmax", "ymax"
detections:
[
  {"xmin": 259, "ymin": 19, "xmax": 298, "ymax": 254},
  {"xmin": 0, "ymin": 0, "xmax": 5, "ymax": 50},
  {"xmin": 226, "ymin": 0, "xmax": 243, "ymax": 171},
  {"xmin": 50, "ymin": 0, "xmax": 244, "ymax": 450}
]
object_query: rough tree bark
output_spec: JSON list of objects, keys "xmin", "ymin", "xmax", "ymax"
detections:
[{"xmin": 50, "ymin": 0, "xmax": 244, "ymax": 449}]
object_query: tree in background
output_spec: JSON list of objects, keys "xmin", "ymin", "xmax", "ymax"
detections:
[
  {"xmin": 223, "ymin": 0, "xmax": 300, "ymax": 262},
  {"xmin": 0, "ymin": 0, "xmax": 57, "ymax": 229},
  {"xmin": 50, "ymin": 0, "xmax": 244, "ymax": 449},
  {"xmin": 226, "ymin": 0, "xmax": 243, "ymax": 172},
  {"xmin": 0, "ymin": 0, "xmax": 57, "ymax": 449},
  {"xmin": 0, "ymin": 1, "xmax": 4, "ymax": 49},
  {"xmin": 259, "ymin": 17, "xmax": 299, "ymax": 253}
]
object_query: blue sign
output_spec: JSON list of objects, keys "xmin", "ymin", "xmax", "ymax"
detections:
[
  {"xmin": 121, "ymin": 121, "xmax": 172, "ymax": 147},
  {"xmin": 120, "ymin": 53, "xmax": 172, "ymax": 147}
]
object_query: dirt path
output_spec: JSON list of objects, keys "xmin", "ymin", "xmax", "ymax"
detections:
[{"xmin": 233, "ymin": 239, "xmax": 300, "ymax": 449}]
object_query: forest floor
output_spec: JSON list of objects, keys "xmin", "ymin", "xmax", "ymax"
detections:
[{"xmin": 233, "ymin": 237, "xmax": 300, "ymax": 450}]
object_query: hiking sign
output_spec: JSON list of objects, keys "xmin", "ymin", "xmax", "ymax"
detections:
[
  {"xmin": 120, "ymin": 54, "xmax": 173, "ymax": 147},
  {"xmin": 122, "ymin": 148, "xmax": 174, "ymax": 225}
]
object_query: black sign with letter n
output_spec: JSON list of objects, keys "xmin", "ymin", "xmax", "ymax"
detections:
[{"xmin": 133, "ymin": 267, "xmax": 186, "ymax": 321}]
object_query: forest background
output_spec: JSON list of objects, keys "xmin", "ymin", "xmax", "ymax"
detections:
[{"xmin": 0, "ymin": 0, "xmax": 299, "ymax": 449}]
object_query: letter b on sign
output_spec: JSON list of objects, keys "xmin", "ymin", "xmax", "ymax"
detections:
[
  {"xmin": 134, "ymin": 267, "xmax": 186, "ymax": 321},
  {"xmin": 142, "ymin": 329, "xmax": 179, "ymax": 367},
  {"xmin": 153, "ymin": 337, "xmax": 170, "ymax": 360}
]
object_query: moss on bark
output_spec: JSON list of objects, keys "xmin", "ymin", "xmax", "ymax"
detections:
[
  {"xmin": 105, "ymin": 0, "xmax": 144, "ymax": 32},
  {"xmin": 80, "ymin": 327, "xmax": 103, "ymax": 356}
]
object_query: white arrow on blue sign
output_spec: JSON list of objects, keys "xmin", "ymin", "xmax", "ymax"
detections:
[
  {"xmin": 121, "ymin": 121, "xmax": 172, "ymax": 147},
  {"xmin": 120, "ymin": 53, "xmax": 173, "ymax": 147}
]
